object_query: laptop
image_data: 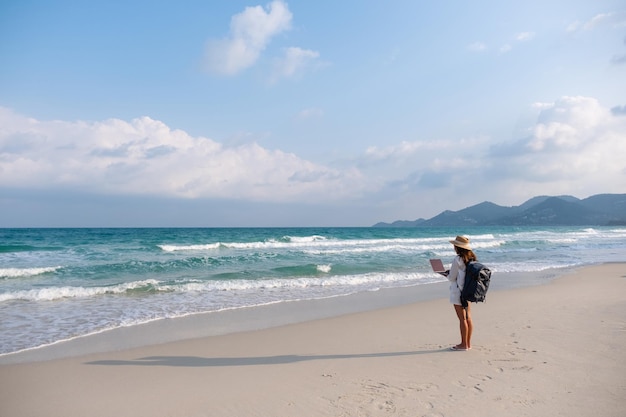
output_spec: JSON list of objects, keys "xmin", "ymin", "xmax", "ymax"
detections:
[{"xmin": 429, "ymin": 259, "xmax": 448, "ymax": 275}]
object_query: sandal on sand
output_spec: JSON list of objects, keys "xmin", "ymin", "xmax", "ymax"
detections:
[{"xmin": 450, "ymin": 345, "xmax": 469, "ymax": 351}]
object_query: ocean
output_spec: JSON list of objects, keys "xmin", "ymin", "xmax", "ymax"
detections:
[{"xmin": 1, "ymin": 226, "xmax": 625, "ymax": 356}]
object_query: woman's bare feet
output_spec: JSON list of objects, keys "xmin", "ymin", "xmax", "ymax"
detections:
[{"xmin": 451, "ymin": 344, "xmax": 470, "ymax": 351}]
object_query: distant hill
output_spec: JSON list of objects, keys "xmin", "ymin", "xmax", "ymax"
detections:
[{"xmin": 372, "ymin": 193, "xmax": 626, "ymax": 227}]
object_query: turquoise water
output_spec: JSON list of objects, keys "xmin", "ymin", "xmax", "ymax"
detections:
[{"xmin": 1, "ymin": 226, "xmax": 625, "ymax": 355}]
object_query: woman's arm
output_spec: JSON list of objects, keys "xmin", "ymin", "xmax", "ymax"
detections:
[{"xmin": 447, "ymin": 256, "xmax": 460, "ymax": 283}]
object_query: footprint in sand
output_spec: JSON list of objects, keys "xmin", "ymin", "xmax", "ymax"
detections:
[
  {"xmin": 468, "ymin": 374, "xmax": 493, "ymax": 382},
  {"xmin": 331, "ymin": 379, "xmax": 440, "ymax": 416}
]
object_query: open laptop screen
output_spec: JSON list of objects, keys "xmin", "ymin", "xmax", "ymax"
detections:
[{"xmin": 429, "ymin": 259, "xmax": 445, "ymax": 273}]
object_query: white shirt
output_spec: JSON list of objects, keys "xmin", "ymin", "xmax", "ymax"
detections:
[{"xmin": 447, "ymin": 255, "xmax": 466, "ymax": 305}]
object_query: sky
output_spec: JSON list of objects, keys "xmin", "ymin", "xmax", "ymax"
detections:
[{"xmin": 1, "ymin": 0, "xmax": 625, "ymax": 227}]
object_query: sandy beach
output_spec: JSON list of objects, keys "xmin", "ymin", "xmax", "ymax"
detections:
[{"xmin": 1, "ymin": 263, "xmax": 625, "ymax": 417}]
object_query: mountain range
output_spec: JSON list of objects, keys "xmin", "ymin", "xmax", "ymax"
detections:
[{"xmin": 373, "ymin": 194, "xmax": 626, "ymax": 227}]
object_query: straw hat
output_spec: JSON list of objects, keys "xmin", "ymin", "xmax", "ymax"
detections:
[{"xmin": 449, "ymin": 235, "xmax": 472, "ymax": 250}]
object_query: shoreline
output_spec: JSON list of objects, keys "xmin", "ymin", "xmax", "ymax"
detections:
[
  {"xmin": 1, "ymin": 263, "xmax": 624, "ymax": 416},
  {"xmin": 1, "ymin": 264, "xmax": 580, "ymax": 364},
  {"xmin": 1, "ymin": 264, "xmax": 576, "ymax": 364}
]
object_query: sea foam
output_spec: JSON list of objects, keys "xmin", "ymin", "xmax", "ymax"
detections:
[{"xmin": 0, "ymin": 267, "xmax": 61, "ymax": 279}]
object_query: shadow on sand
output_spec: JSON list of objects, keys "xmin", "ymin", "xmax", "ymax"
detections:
[{"xmin": 86, "ymin": 349, "xmax": 449, "ymax": 367}]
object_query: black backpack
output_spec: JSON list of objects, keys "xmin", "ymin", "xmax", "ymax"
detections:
[{"xmin": 461, "ymin": 261, "xmax": 491, "ymax": 305}]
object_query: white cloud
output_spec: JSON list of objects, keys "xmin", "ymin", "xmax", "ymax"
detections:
[
  {"xmin": 531, "ymin": 101, "xmax": 554, "ymax": 110},
  {"xmin": 489, "ymin": 96, "xmax": 626, "ymax": 193},
  {"xmin": 0, "ymin": 108, "xmax": 366, "ymax": 202},
  {"xmin": 568, "ymin": 11, "xmax": 626, "ymax": 32},
  {"xmin": 359, "ymin": 136, "xmax": 491, "ymax": 196},
  {"xmin": 204, "ymin": 0, "xmax": 292, "ymax": 75},
  {"xmin": 499, "ymin": 31, "xmax": 535, "ymax": 53},
  {"xmin": 270, "ymin": 47, "xmax": 321, "ymax": 82},
  {"xmin": 2, "ymin": 96, "xmax": 623, "ymax": 225},
  {"xmin": 362, "ymin": 97, "xmax": 626, "ymax": 213},
  {"xmin": 365, "ymin": 140, "xmax": 442, "ymax": 160},
  {"xmin": 365, "ymin": 135, "xmax": 490, "ymax": 162}
]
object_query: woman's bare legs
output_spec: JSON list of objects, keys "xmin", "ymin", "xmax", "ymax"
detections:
[
  {"xmin": 466, "ymin": 304, "xmax": 473, "ymax": 349},
  {"xmin": 453, "ymin": 304, "xmax": 472, "ymax": 349}
]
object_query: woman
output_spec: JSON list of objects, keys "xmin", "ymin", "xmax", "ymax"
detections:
[{"xmin": 447, "ymin": 235, "xmax": 477, "ymax": 351}]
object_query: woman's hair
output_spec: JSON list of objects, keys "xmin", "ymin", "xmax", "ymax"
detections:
[{"xmin": 454, "ymin": 245, "xmax": 477, "ymax": 264}]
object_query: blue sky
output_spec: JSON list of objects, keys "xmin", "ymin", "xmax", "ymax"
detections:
[{"xmin": 1, "ymin": 0, "xmax": 625, "ymax": 227}]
